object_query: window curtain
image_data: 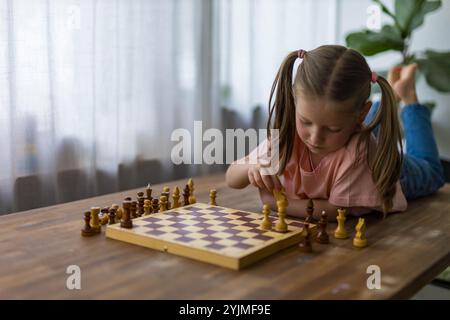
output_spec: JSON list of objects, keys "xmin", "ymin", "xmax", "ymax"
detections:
[
  {"xmin": 0, "ymin": 0, "xmax": 338, "ymax": 214},
  {"xmin": 0, "ymin": 0, "xmax": 219, "ymax": 214},
  {"xmin": 218, "ymin": 0, "xmax": 338, "ymax": 124}
]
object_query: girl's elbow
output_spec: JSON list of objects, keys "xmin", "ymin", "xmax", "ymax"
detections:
[{"xmin": 225, "ymin": 167, "xmax": 246, "ymax": 189}]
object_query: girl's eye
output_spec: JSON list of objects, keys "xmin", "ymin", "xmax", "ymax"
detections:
[
  {"xmin": 327, "ymin": 128, "xmax": 342, "ymax": 133},
  {"xmin": 300, "ymin": 120, "xmax": 311, "ymax": 126}
]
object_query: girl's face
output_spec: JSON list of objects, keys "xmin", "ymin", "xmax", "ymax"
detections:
[{"xmin": 295, "ymin": 95, "xmax": 371, "ymax": 157}]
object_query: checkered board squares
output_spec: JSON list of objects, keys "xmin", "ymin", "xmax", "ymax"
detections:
[{"xmin": 105, "ymin": 203, "xmax": 316, "ymax": 270}]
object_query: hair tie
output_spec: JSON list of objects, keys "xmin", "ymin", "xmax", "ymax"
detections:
[
  {"xmin": 371, "ymin": 71, "xmax": 378, "ymax": 83},
  {"xmin": 298, "ymin": 49, "xmax": 307, "ymax": 59}
]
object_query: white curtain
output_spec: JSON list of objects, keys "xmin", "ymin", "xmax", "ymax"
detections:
[
  {"xmin": 0, "ymin": 0, "xmax": 337, "ymax": 214},
  {"xmin": 0, "ymin": 0, "xmax": 219, "ymax": 214},
  {"xmin": 218, "ymin": 0, "xmax": 338, "ymax": 123}
]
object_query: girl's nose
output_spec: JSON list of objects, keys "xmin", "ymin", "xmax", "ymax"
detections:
[{"xmin": 310, "ymin": 128, "xmax": 323, "ymax": 145}]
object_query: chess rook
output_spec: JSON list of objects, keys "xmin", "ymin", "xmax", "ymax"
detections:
[{"xmin": 120, "ymin": 200, "xmax": 133, "ymax": 229}]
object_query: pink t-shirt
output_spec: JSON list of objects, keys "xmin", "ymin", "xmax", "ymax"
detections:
[{"xmin": 250, "ymin": 133, "xmax": 407, "ymax": 214}]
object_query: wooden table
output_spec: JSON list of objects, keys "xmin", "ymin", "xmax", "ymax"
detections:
[{"xmin": 1, "ymin": 173, "xmax": 449, "ymax": 299}]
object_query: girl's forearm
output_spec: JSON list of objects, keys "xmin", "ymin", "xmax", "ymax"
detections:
[
  {"xmin": 225, "ymin": 161, "xmax": 251, "ymax": 189},
  {"xmin": 259, "ymin": 188, "xmax": 339, "ymax": 221}
]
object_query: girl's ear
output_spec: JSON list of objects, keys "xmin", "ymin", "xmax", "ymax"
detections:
[{"xmin": 358, "ymin": 101, "xmax": 372, "ymax": 124}]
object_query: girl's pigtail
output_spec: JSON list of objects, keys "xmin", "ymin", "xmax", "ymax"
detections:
[
  {"xmin": 364, "ymin": 76, "xmax": 403, "ymax": 215},
  {"xmin": 267, "ymin": 51, "xmax": 300, "ymax": 175}
]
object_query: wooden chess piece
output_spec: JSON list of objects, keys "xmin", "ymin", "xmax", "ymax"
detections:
[
  {"xmin": 145, "ymin": 183, "xmax": 153, "ymax": 201},
  {"xmin": 172, "ymin": 186, "xmax": 181, "ymax": 208},
  {"xmin": 111, "ymin": 204, "xmax": 122, "ymax": 222},
  {"xmin": 305, "ymin": 199, "xmax": 314, "ymax": 223},
  {"xmin": 260, "ymin": 204, "xmax": 272, "ymax": 230},
  {"xmin": 334, "ymin": 208, "xmax": 349, "ymax": 239},
  {"xmin": 144, "ymin": 199, "xmax": 152, "ymax": 215},
  {"xmin": 81, "ymin": 211, "xmax": 96, "ymax": 236},
  {"xmin": 159, "ymin": 195, "xmax": 168, "ymax": 212},
  {"xmin": 187, "ymin": 178, "xmax": 196, "ymax": 204},
  {"xmin": 130, "ymin": 201, "xmax": 138, "ymax": 219},
  {"xmin": 152, "ymin": 198, "xmax": 159, "ymax": 213},
  {"xmin": 162, "ymin": 186, "xmax": 171, "ymax": 209},
  {"xmin": 299, "ymin": 224, "xmax": 312, "ymax": 253},
  {"xmin": 209, "ymin": 189, "xmax": 217, "ymax": 206},
  {"xmin": 182, "ymin": 184, "xmax": 190, "ymax": 206},
  {"xmin": 316, "ymin": 210, "xmax": 329, "ymax": 244},
  {"xmin": 120, "ymin": 200, "xmax": 133, "ymax": 229},
  {"xmin": 100, "ymin": 207, "xmax": 110, "ymax": 225},
  {"xmin": 137, "ymin": 192, "xmax": 145, "ymax": 217},
  {"xmin": 90, "ymin": 207, "xmax": 101, "ymax": 233},
  {"xmin": 108, "ymin": 208, "xmax": 116, "ymax": 225},
  {"xmin": 353, "ymin": 218, "xmax": 368, "ymax": 248},
  {"xmin": 274, "ymin": 199, "xmax": 288, "ymax": 233}
]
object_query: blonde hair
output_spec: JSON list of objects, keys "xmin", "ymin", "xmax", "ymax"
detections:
[{"xmin": 267, "ymin": 45, "xmax": 403, "ymax": 215}]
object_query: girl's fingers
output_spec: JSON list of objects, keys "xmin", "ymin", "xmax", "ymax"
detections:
[
  {"xmin": 261, "ymin": 175, "xmax": 274, "ymax": 192},
  {"xmin": 272, "ymin": 176, "xmax": 283, "ymax": 191},
  {"xmin": 252, "ymin": 170, "xmax": 265, "ymax": 189},
  {"xmin": 249, "ymin": 165, "xmax": 283, "ymax": 192},
  {"xmin": 401, "ymin": 63, "xmax": 417, "ymax": 80}
]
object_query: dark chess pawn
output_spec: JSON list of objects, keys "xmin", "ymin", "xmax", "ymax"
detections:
[
  {"xmin": 152, "ymin": 198, "xmax": 159, "ymax": 213},
  {"xmin": 108, "ymin": 208, "xmax": 116, "ymax": 225},
  {"xmin": 81, "ymin": 211, "xmax": 96, "ymax": 237},
  {"xmin": 316, "ymin": 210, "xmax": 330, "ymax": 244},
  {"xmin": 182, "ymin": 184, "xmax": 190, "ymax": 206},
  {"xmin": 120, "ymin": 200, "xmax": 133, "ymax": 229}
]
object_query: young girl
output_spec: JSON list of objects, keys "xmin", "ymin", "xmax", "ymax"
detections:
[{"xmin": 225, "ymin": 45, "xmax": 445, "ymax": 220}]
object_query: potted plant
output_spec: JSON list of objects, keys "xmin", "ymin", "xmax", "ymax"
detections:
[{"xmin": 345, "ymin": 0, "xmax": 450, "ymax": 109}]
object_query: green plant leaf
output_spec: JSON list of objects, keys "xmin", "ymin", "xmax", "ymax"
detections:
[
  {"xmin": 346, "ymin": 25, "xmax": 404, "ymax": 56},
  {"xmin": 410, "ymin": 1, "xmax": 441, "ymax": 30},
  {"xmin": 416, "ymin": 50, "xmax": 450, "ymax": 92},
  {"xmin": 373, "ymin": 0, "xmax": 397, "ymax": 22},
  {"xmin": 395, "ymin": 0, "xmax": 441, "ymax": 37}
]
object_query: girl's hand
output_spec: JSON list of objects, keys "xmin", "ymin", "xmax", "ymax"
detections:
[
  {"xmin": 247, "ymin": 164, "xmax": 282, "ymax": 193},
  {"xmin": 388, "ymin": 63, "xmax": 419, "ymax": 105}
]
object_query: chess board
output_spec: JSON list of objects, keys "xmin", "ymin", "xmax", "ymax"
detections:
[{"xmin": 105, "ymin": 203, "xmax": 316, "ymax": 270}]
